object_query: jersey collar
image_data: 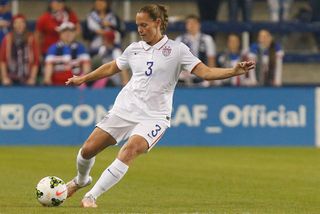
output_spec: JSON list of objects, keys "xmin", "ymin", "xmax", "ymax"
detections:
[{"xmin": 141, "ymin": 35, "xmax": 168, "ymax": 51}]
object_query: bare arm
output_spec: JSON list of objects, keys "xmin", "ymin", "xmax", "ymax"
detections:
[
  {"xmin": 207, "ymin": 56, "xmax": 216, "ymax": 67},
  {"xmin": 82, "ymin": 61, "xmax": 91, "ymax": 75},
  {"xmin": 0, "ymin": 62, "xmax": 11, "ymax": 85},
  {"xmin": 75, "ymin": 23, "xmax": 82, "ymax": 37},
  {"xmin": 26, "ymin": 65, "xmax": 39, "ymax": 86},
  {"xmin": 43, "ymin": 63, "xmax": 53, "ymax": 85},
  {"xmin": 274, "ymin": 54, "xmax": 283, "ymax": 86},
  {"xmin": 34, "ymin": 30, "xmax": 43, "ymax": 58},
  {"xmin": 192, "ymin": 61, "xmax": 255, "ymax": 80},
  {"xmin": 66, "ymin": 60, "xmax": 121, "ymax": 86}
]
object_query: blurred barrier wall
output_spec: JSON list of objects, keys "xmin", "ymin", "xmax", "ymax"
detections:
[{"xmin": 0, "ymin": 87, "xmax": 316, "ymax": 146}]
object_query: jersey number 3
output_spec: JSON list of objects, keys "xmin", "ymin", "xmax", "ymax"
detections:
[{"xmin": 145, "ymin": 61, "xmax": 154, "ymax": 76}]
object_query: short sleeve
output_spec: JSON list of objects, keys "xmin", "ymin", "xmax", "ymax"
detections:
[
  {"xmin": 248, "ymin": 43, "xmax": 258, "ymax": 60},
  {"xmin": 175, "ymin": 35, "xmax": 182, "ymax": 43},
  {"xmin": 115, "ymin": 43, "xmax": 133, "ymax": 70},
  {"xmin": 45, "ymin": 45, "xmax": 57, "ymax": 63},
  {"xmin": 203, "ymin": 35, "xmax": 216, "ymax": 57},
  {"xmin": 179, "ymin": 42, "xmax": 201, "ymax": 73},
  {"xmin": 77, "ymin": 44, "xmax": 90, "ymax": 61},
  {"xmin": 87, "ymin": 13, "xmax": 101, "ymax": 31},
  {"xmin": 275, "ymin": 43, "xmax": 284, "ymax": 58},
  {"xmin": 112, "ymin": 48, "xmax": 122, "ymax": 59},
  {"xmin": 76, "ymin": 43, "xmax": 85, "ymax": 54}
]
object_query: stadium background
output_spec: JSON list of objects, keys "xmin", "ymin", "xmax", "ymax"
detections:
[
  {"xmin": 13, "ymin": 0, "xmax": 320, "ymax": 84},
  {"xmin": 1, "ymin": 0, "xmax": 320, "ymax": 213},
  {"xmin": 1, "ymin": 0, "xmax": 319, "ymax": 146}
]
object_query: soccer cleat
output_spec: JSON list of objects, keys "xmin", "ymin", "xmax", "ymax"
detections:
[
  {"xmin": 66, "ymin": 176, "xmax": 92, "ymax": 198},
  {"xmin": 81, "ymin": 194, "xmax": 97, "ymax": 208}
]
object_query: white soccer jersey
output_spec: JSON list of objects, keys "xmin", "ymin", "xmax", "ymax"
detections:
[{"xmin": 113, "ymin": 35, "xmax": 201, "ymax": 126}]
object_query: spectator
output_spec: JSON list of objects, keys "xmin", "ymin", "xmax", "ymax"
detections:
[
  {"xmin": 248, "ymin": 29, "xmax": 284, "ymax": 86},
  {"xmin": 91, "ymin": 30, "xmax": 130, "ymax": 88},
  {"xmin": 175, "ymin": 14, "xmax": 216, "ymax": 87},
  {"xmin": 228, "ymin": 0, "xmax": 253, "ymax": 22},
  {"xmin": 268, "ymin": 0, "xmax": 293, "ymax": 22},
  {"xmin": 196, "ymin": 0, "xmax": 221, "ymax": 39},
  {"xmin": 43, "ymin": 22, "xmax": 90, "ymax": 86},
  {"xmin": 0, "ymin": 0, "xmax": 12, "ymax": 43},
  {"xmin": 196, "ymin": 0, "xmax": 221, "ymax": 22},
  {"xmin": 218, "ymin": 33, "xmax": 254, "ymax": 86},
  {"xmin": 0, "ymin": 14, "xmax": 39, "ymax": 86},
  {"xmin": 85, "ymin": 0, "xmax": 125, "ymax": 55},
  {"xmin": 35, "ymin": 0, "xmax": 81, "ymax": 56},
  {"xmin": 309, "ymin": 0, "xmax": 320, "ymax": 50}
]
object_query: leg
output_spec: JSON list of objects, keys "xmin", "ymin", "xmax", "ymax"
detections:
[
  {"xmin": 197, "ymin": 0, "xmax": 221, "ymax": 21},
  {"xmin": 228, "ymin": 0, "xmax": 239, "ymax": 22},
  {"xmin": 67, "ymin": 127, "xmax": 117, "ymax": 198},
  {"xmin": 82, "ymin": 135, "xmax": 148, "ymax": 208},
  {"xmin": 242, "ymin": 0, "xmax": 252, "ymax": 22},
  {"xmin": 117, "ymin": 135, "xmax": 149, "ymax": 165},
  {"xmin": 282, "ymin": 0, "xmax": 293, "ymax": 21},
  {"xmin": 268, "ymin": 0, "xmax": 280, "ymax": 22},
  {"xmin": 197, "ymin": 0, "xmax": 221, "ymax": 38},
  {"xmin": 81, "ymin": 127, "xmax": 117, "ymax": 159}
]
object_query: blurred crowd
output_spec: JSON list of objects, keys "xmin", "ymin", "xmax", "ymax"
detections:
[
  {"xmin": 0, "ymin": 0, "xmax": 318, "ymax": 88},
  {"xmin": 0, "ymin": 0, "xmax": 129, "ymax": 88},
  {"xmin": 176, "ymin": 14, "xmax": 283, "ymax": 87}
]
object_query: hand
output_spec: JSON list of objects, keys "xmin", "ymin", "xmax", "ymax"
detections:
[
  {"xmin": 43, "ymin": 77, "xmax": 52, "ymax": 86},
  {"xmin": 65, "ymin": 75, "xmax": 84, "ymax": 86},
  {"xmin": 2, "ymin": 77, "xmax": 12, "ymax": 86},
  {"xmin": 96, "ymin": 29, "xmax": 105, "ymax": 35},
  {"xmin": 234, "ymin": 61, "xmax": 255, "ymax": 76},
  {"xmin": 102, "ymin": 20, "xmax": 112, "ymax": 27},
  {"xmin": 26, "ymin": 77, "xmax": 36, "ymax": 86}
]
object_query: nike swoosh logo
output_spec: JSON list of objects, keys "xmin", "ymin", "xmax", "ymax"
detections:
[{"xmin": 56, "ymin": 189, "xmax": 66, "ymax": 196}]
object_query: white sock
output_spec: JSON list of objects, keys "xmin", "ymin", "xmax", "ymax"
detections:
[
  {"xmin": 85, "ymin": 158, "xmax": 128, "ymax": 199},
  {"xmin": 76, "ymin": 149, "xmax": 95, "ymax": 186}
]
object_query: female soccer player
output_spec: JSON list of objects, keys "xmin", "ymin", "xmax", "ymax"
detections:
[{"xmin": 65, "ymin": 4, "xmax": 255, "ymax": 208}]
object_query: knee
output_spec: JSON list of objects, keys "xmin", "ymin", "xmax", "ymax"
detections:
[
  {"xmin": 121, "ymin": 143, "xmax": 140, "ymax": 158},
  {"xmin": 81, "ymin": 141, "xmax": 96, "ymax": 159},
  {"xmin": 118, "ymin": 143, "xmax": 146, "ymax": 163}
]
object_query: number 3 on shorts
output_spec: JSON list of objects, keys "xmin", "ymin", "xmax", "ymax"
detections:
[{"xmin": 148, "ymin": 124, "xmax": 162, "ymax": 138}]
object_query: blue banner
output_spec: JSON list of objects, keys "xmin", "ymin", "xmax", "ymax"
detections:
[
  {"xmin": 167, "ymin": 88, "xmax": 314, "ymax": 146},
  {"xmin": 0, "ymin": 87, "xmax": 315, "ymax": 146}
]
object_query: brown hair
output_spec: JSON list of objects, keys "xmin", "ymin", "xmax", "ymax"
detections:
[
  {"xmin": 138, "ymin": 4, "xmax": 168, "ymax": 34},
  {"xmin": 186, "ymin": 14, "xmax": 200, "ymax": 23}
]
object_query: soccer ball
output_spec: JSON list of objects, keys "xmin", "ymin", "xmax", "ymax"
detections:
[{"xmin": 35, "ymin": 176, "xmax": 67, "ymax": 207}]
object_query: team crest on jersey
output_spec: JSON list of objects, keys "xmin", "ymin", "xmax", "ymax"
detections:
[{"xmin": 162, "ymin": 46, "xmax": 171, "ymax": 57}]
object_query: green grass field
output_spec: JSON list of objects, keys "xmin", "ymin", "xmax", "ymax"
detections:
[{"xmin": 0, "ymin": 146, "xmax": 320, "ymax": 214}]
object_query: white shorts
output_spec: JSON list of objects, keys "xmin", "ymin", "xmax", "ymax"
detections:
[{"xmin": 96, "ymin": 113, "xmax": 168, "ymax": 151}]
